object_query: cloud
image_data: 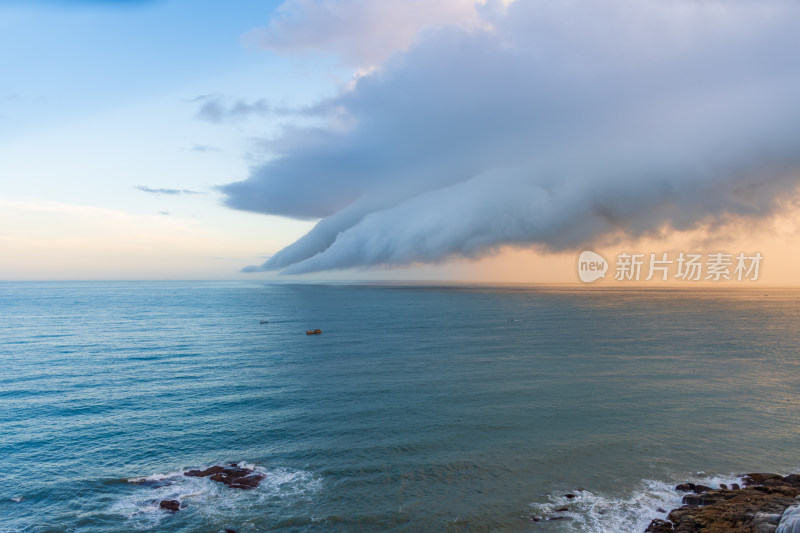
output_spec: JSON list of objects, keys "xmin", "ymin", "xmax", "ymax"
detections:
[
  {"xmin": 222, "ymin": 0, "xmax": 800, "ymax": 274},
  {"xmin": 245, "ymin": 0, "xmax": 495, "ymax": 67},
  {"xmin": 190, "ymin": 144, "xmax": 220, "ymax": 153},
  {"xmin": 135, "ymin": 186, "xmax": 200, "ymax": 195},
  {"xmin": 193, "ymin": 95, "xmax": 271, "ymax": 123}
]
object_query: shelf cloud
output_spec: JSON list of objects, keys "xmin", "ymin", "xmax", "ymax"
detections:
[{"xmin": 222, "ymin": 0, "xmax": 800, "ymax": 274}]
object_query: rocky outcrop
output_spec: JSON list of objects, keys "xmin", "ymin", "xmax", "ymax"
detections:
[
  {"xmin": 184, "ymin": 464, "xmax": 265, "ymax": 490},
  {"xmin": 159, "ymin": 499, "xmax": 180, "ymax": 512},
  {"xmin": 645, "ymin": 474, "xmax": 800, "ymax": 533}
]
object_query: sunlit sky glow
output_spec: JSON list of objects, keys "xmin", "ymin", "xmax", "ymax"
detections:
[{"xmin": 2, "ymin": 0, "xmax": 799, "ymax": 284}]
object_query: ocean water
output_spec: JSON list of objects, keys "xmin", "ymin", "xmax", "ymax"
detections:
[{"xmin": 1, "ymin": 281, "xmax": 799, "ymax": 532}]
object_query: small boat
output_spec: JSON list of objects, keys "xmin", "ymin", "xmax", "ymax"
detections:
[
  {"xmin": 306, "ymin": 329, "xmax": 322, "ymax": 335},
  {"xmin": 260, "ymin": 320, "xmax": 269, "ymax": 324}
]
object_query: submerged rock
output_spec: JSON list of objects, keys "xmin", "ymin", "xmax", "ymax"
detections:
[
  {"xmin": 159, "ymin": 499, "xmax": 180, "ymax": 512},
  {"xmin": 129, "ymin": 478, "xmax": 173, "ymax": 489},
  {"xmin": 184, "ymin": 464, "xmax": 265, "ymax": 490}
]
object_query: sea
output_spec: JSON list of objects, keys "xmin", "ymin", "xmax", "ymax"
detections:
[{"xmin": 1, "ymin": 281, "xmax": 799, "ymax": 532}]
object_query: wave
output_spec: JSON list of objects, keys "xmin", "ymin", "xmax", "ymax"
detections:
[
  {"xmin": 527, "ymin": 473, "xmax": 749, "ymax": 532},
  {"xmin": 111, "ymin": 462, "xmax": 321, "ymax": 530}
]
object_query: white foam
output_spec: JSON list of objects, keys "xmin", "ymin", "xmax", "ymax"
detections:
[
  {"xmin": 528, "ymin": 474, "xmax": 747, "ymax": 532},
  {"xmin": 112, "ymin": 463, "xmax": 322, "ymax": 529}
]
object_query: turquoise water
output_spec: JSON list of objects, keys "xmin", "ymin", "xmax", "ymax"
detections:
[{"xmin": 1, "ymin": 282, "xmax": 799, "ymax": 532}]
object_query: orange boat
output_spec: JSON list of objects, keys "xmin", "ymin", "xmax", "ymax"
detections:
[{"xmin": 306, "ymin": 329, "xmax": 322, "ymax": 335}]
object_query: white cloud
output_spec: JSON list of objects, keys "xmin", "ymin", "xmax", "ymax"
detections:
[
  {"xmin": 222, "ymin": 0, "xmax": 800, "ymax": 274},
  {"xmin": 245, "ymin": 0, "xmax": 501, "ymax": 67}
]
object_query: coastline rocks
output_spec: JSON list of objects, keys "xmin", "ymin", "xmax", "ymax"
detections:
[
  {"xmin": 647, "ymin": 474, "xmax": 800, "ymax": 533},
  {"xmin": 184, "ymin": 464, "xmax": 265, "ymax": 490}
]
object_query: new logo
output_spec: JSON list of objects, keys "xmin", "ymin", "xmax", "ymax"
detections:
[{"xmin": 578, "ymin": 251, "xmax": 608, "ymax": 283}]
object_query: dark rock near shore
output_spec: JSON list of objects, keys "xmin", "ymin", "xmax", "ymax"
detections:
[
  {"xmin": 681, "ymin": 489, "xmax": 738, "ymax": 507},
  {"xmin": 744, "ymin": 473, "xmax": 785, "ymax": 487},
  {"xmin": 185, "ymin": 465, "xmax": 226, "ymax": 477},
  {"xmin": 645, "ymin": 519, "xmax": 674, "ymax": 532},
  {"xmin": 159, "ymin": 499, "xmax": 180, "ymax": 512},
  {"xmin": 130, "ymin": 478, "xmax": 173, "ymax": 489},
  {"xmin": 184, "ymin": 464, "xmax": 265, "ymax": 490},
  {"xmin": 647, "ymin": 473, "xmax": 800, "ymax": 533}
]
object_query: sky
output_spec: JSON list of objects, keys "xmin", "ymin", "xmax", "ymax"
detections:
[{"xmin": 2, "ymin": 0, "xmax": 800, "ymax": 284}]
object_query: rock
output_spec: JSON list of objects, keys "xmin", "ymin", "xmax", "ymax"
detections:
[
  {"xmin": 720, "ymin": 484, "xmax": 728, "ymax": 490},
  {"xmin": 530, "ymin": 516, "xmax": 542, "ymax": 522},
  {"xmin": 185, "ymin": 465, "xmax": 227, "ymax": 477},
  {"xmin": 184, "ymin": 464, "xmax": 265, "ymax": 490},
  {"xmin": 745, "ymin": 474, "xmax": 784, "ymax": 487},
  {"xmin": 564, "ymin": 493, "xmax": 577, "ymax": 499},
  {"xmin": 682, "ymin": 489, "xmax": 748, "ymax": 506},
  {"xmin": 682, "ymin": 493, "xmax": 718, "ymax": 506},
  {"xmin": 159, "ymin": 499, "xmax": 180, "ymax": 512},
  {"xmin": 752, "ymin": 511, "xmax": 782, "ymax": 532},
  {"xmin": 555, "ymin": 507, "xmax": 568, "ymax": 512},
  {"xmin": 129, "ymin": 478, "xmax": 173, "ymax": 489},
  {"xmin": 663, "ymin": 486, "xmax": 798, "ymax": 533},
  {"xmin": 647, "ymin": 472, "xmax": 800, "ymax": 532},
  {"xmin": 645, "ymin": 519, "xmax": 674, "ymax": 532},
  {"xmin": 224, "ymin": 530, "xmax": 238, "ymax": 533},
  {"xmin": 657, "ymin": 508, "xmax": 667, "ymax": 513},
  {"xmin": 784, "ymin": 476, "xmax": 800, "ymax": 488}
]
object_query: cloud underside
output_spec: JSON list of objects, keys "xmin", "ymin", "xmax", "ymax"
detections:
[
  {"xmin": 135, "ymin": 186, "xmax": 200, "ymax": 195},
  {"xmin": 221, "ymin": 0, "xmax": 800, "ymax": 274}
]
